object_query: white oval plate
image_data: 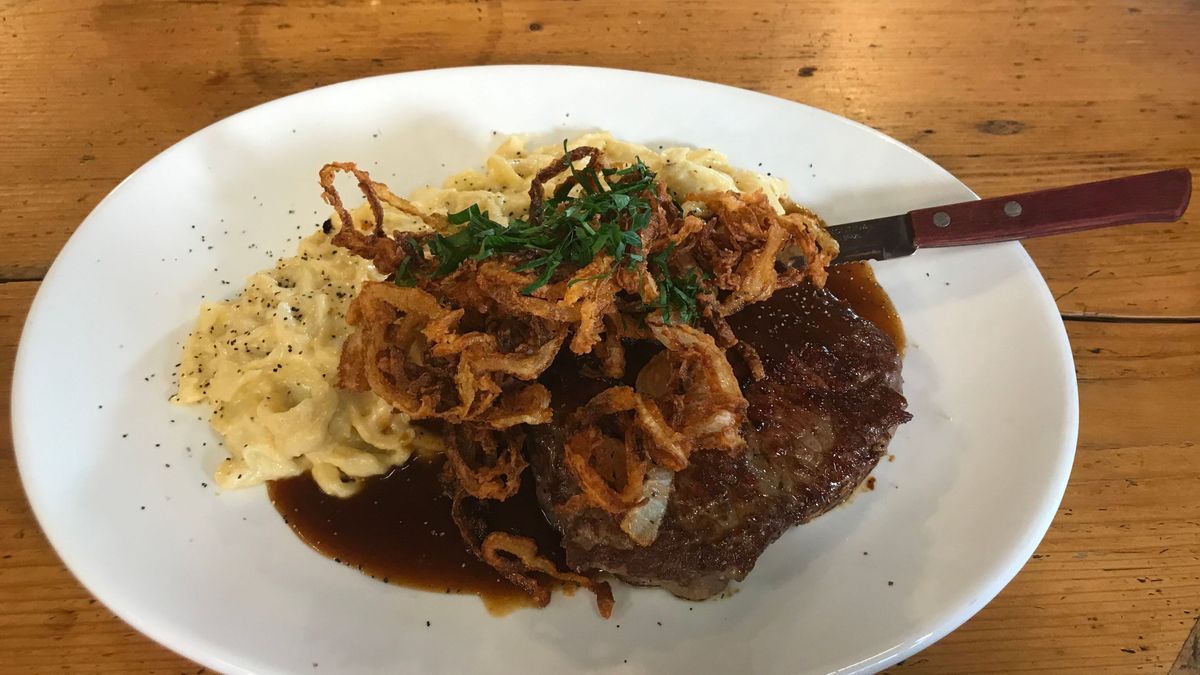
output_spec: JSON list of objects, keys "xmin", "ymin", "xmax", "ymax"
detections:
[{"xmin": 13, "ymin": 66, "xmax": 1077, "ymax": 675}]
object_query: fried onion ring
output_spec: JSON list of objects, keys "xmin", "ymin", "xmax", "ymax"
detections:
[
  {"xmin": 684, "ymin": 189, "xmax": 836, "ymax": 315},
  {"xmin": 560, "ymin": 255, "xmax": 619, "ymax": 355},
  {"xmin": 562, "ymin": 385, "xmax": 694, "ymax": 519},
  {"xmin": 481, "ymin": 533, "xmax": 615, "ymax": 618},
  {"xmin": 528, "ymin": 146, "xmax": 603, "ymax": 227},
  {"xmin": 318, "ymin": 161, "xmax": 439, "ymax": 275},
  {"xmin": 444, "ymin": 425, "xmax": 528, "ymax": 500},
  {"xmin": 646, "ymin": 321, "xmax": 747, "ymax": 453},
  {"xmin": 341, "ymin": 282, "xmax": 555, "ymax": 426},
  {"xmin": 564, "ymin": 425, "xmax": 649, "ymax": 514},
  {"xmin": 448, "ymin": 482, "xmax": 613, "ymax": 618}
]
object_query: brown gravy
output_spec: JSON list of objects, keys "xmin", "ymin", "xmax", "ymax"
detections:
[
  {"xmin": 267, "ymin": 458, "xmax": 548, "ymax": 614},
  {"xmin": 825, "ymin": 262, "xmax": 905, "ymax": 352},
  {"xmin": 267, "ymin": 261, "xmax": 902, "ymax": 608}
]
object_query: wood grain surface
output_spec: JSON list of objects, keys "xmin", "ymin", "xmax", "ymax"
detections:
[{"xmin": 0, "ymin": 0, "xmax": 1196, "ymax": 673}]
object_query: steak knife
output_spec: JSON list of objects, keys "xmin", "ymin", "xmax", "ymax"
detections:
[{"xmin": 827, "ymin": 168, "xmax": 1193, "ymax": 263}]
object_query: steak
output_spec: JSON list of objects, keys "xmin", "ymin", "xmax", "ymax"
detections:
[{"xmin": 527, "ymin": 282, "xmax": 912, "ymax": 599}]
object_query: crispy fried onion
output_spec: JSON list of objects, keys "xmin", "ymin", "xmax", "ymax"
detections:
[
  {"xmin": 781, "ymin": 196, "xmax": 840, "ymax": 287},
  {"xmin": 672, "ymin": 189, "xmax": 838, "ymax": 316},
  {"xmin": 558, "ymin": 385, "xmax": 690, "ymax": 545},
  {"xmin": 559, "ymin": 386, "xmax": 689, "ymax": 542},
  {"xmin": 559, "ymin": 255, "xmax": 619, "ymax": 355},
  {"xmin": 325, "ymin": 155, "xmax": 837, "ymax": 407},
  {"xmin": 318, "ymin": 161, "xmax": 440, "ymax": 276},
  {"xmin": 645, "ymin": 321, "xmax": 747, "ymax": 453},
  {"xmin": 339, "ymin": 281, "xmax": 560, "ymax": 426},
  {"xmin": 325, "ymin": 149, "xmax": 839, "ymax": 583},
  {"xmin": 529, "ymin": 146, "xmax": 603, "ymax": 225},
  {"xmin": 566, "ymin": 386, "xmax": 690, "ymax": 490},
  {"xmin": 449, "ymin": 483, "xmax": 614, "ymax": 618},
  {"xmin": 481, "ymin": 534, "xmax": 615, "ymax": 618},
  {"xmin": 444, "ymin": 425, "xmax": 528, "ymax": 500},
  {"xmin": 557, "ymin": 320, "xmax": 749, "ymax": 540}
]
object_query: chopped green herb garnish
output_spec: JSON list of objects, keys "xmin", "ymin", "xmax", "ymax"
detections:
[
  {"xmin": 393, "ymin": 235, "xmax": 421, "ymax": 287},
  {"xmin": 395, "ymin": 143, "xmax": 703, "ymax": 324},
  {"xmin": 642, "ymin": 244, "xmax": 704, "ymax": 325}
]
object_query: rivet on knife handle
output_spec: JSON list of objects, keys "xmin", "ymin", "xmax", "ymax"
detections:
[{"xmin": 909, "ymin": 168, "xmax": 1192, "ymax": 248}]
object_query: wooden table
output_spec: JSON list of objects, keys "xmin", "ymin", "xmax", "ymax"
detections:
[{"xmin": 2, "ymin": 1, "xmax": 1197, "ymax": 672}]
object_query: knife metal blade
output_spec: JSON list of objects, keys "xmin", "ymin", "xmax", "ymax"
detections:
[{"xmin": 826, "ymin": 214, "xmax": 916, "ymax": 264}]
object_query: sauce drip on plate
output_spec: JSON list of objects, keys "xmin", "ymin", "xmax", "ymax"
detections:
[
  {"xmin": 268, "ymin": 262, "xmax": 902, "ymax": 609},
  {"xmin": 268, "ymin": 457, "xmax": 556, "ymax": 615},
  {"xmin": 824, "ymin": 261, "xmax": 904, "ymax": 353}
]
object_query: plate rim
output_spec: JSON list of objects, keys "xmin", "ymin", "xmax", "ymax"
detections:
[{"xmin": 11, "ymin": 64, "xmax": 1079, "ymax": 675}]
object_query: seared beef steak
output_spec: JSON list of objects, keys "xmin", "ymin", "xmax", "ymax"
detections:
[{"xmin": 528, "ymin": 282, "xmax": 911, "ymax": 600}]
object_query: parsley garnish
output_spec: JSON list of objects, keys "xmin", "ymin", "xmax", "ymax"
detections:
[
  {"xmin": 397, "ymin": 144, "xmax": 704, "ymax": 323},
  {"xmin": 643, "ymin": 244, "xmax": 704, "ymax": 325}
]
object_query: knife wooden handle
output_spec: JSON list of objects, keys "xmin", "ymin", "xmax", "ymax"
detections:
[{"xmin": 909, "ymin": 168, "xmax": 1192, "ymax": 248}]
